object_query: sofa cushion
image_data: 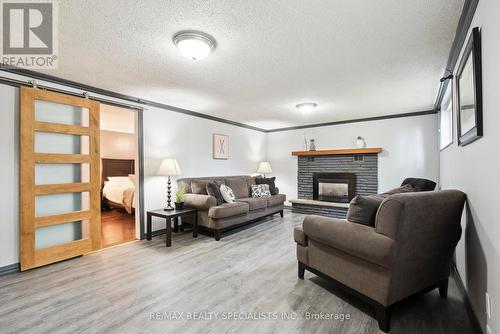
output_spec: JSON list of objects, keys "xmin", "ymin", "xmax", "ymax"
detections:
[
  {"xmin": 191, "ymin": 181, "xmax": 209, "ymax": 195},
  {"xmin": 206, "ymin": 181, "xmax": 224, "ymax": 205},
  {"xmin": 255, "ymin": 176, "xmax": 278, "ymax": 195},
  {"xmin": 236, "ymin": 197, "xmax": 267, "ymax": 211},
  {"xmin": 347, "ymin": 195, "xmax": 385, "ymax": 227},
  {"xmin": 246, "ymin": 177, "xmax": 257, "ymax": 195},
  {"xmin": 267, "ymin": 194, "xmax": 286, "ymax": 207},
  {"xmin": 224, "ymin": 177, "xmax": 249, "ymax": 199},
  {"xmin": 208, "ymin": 202, "xmax": 249, "ymax": 219}
]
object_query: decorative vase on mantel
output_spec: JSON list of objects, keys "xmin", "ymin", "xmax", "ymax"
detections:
[
  {"xmin": 309, "ymin": 139, "xmax": 316, "ymax": 151},
  {"xmin": 356, "ymin": 136, "xmax": 366, "ymax": 148}
]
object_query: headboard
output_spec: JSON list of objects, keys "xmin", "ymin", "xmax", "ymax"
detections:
[{"xmin": 101, "ymin": 158, "xmax": 135, "ymax": 187}]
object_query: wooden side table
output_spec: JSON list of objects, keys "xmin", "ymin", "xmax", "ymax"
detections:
[{"xmin": 146, "ymin": 208, "xmax": 198, "ymax": 247}]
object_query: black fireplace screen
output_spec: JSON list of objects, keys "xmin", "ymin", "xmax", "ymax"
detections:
[{"xmin": 313, "ymin": 173, "xmax": 356, "ymax": 203}]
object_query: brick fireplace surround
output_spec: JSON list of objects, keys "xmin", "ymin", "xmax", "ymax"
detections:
[{"xmin": 290, "ymin": 149, "xmax": 380, "ymax": 218}]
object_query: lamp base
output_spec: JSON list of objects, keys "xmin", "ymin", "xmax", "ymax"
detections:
[{"xmin": 164, "ymin": 206, "xmax": 175, "ymax": 211}]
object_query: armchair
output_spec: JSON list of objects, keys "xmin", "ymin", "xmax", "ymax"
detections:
[{"xmin": 294, "ymin": 190, "xmax": 466, "ymax": 332}]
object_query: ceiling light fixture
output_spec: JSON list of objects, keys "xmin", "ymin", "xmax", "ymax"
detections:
[
  {"xmin": 173, "ymin": 31, "xmax": 216, "ymax": 61},
  {"xmin": 296, "ymin": 102, "xmax": 318, "ymax": 113}
]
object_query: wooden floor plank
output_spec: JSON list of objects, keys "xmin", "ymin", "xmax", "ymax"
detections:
[{"xmin": 0, "ymin": 212, "xmax": 474, "ymax": 334}]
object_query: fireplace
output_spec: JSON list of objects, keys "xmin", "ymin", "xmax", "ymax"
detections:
[{"xmin": 313, "ymin": 172, "xmax": 356, "ymax": 203}]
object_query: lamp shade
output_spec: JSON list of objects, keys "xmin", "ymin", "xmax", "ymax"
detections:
[
  {"xmin": 257, "ymin": 161, "xmax": 272, "ymax": 174},
  {"xmin": 157, "ymin": 158, "xmax": 182, "ymax": 176}
]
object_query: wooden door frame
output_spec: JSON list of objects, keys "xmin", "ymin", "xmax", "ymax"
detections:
[{"xmin": 99, "ymin": 103, "xmax": 145, "ymax": 241}]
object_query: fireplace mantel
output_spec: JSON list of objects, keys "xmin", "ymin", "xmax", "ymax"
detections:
[{"xmin": 291, "ymin": 147, "xmax": 382, "ymax": 156}]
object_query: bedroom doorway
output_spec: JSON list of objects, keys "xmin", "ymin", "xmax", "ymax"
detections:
[{"xmin": 99, "ymin": 104, "xmax": 138, "ymax": 248}]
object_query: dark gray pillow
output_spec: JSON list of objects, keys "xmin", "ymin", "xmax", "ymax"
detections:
[
  {"xmin": 401, "ymin": 178, "xmax": 436, "ymax": 192},
  {"xmin": 347, "ymin": 195, "xmax": 385, "ymax": 227},
  {"xmin": 382, "ymin": 183, "xmax": 414, "ymax": 196},
  {"xmin": 255, "ymin": 177, "xmax": 277, "ymax": 195},
  {"xmin": 206, "ymin": 181, "xmax": 224, "ymax": 205}
]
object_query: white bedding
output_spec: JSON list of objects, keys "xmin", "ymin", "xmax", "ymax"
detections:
[{"xmin": 102, "ymin": 182, "xmax": 136, "ymax": 208}]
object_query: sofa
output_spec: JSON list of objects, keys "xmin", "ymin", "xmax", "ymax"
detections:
[
  {"xmin": 177, "ymin": 175, "xmax": 286, "ymax": 240},
  {"xmin": 294, "ymin": 189, "xmax": 466, "ymax": 332}
]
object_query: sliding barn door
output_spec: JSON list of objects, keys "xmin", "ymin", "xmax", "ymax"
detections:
[{"xmin": 20, "ymin": 87, "xmax": 101, "ymax": 271}]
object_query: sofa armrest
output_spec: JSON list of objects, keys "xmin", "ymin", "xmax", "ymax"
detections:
[
  {"xmin": 184, "ymin": 193, "xmax": 217, "ymax": 210},
  {"xmin": 302, "ymin": 215, "xmax": 394, "ymax": 268},
  {"xmin": 294, "ymin": 226, "xmax": 308, "ymax": 246}
]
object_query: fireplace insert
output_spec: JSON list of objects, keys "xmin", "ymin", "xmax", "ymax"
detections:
[{"xmin": 313, "ymin": 172, "xmax": 356, "ymax": 203}]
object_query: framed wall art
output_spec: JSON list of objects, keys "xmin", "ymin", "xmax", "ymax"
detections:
[{"xmin": 212, "ymin": 133, "xmax": 229, "ymax": 159}]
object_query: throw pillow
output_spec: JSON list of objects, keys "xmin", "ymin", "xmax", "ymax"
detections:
[
  {"xmin": 382, "ymin": 183, "xmax": 414, "ymax": 196},
  {"xmin": 401, "ymin": 178, "xmax": 437, "ymax": 191},
  {"xmin": 255, "ymin": 177, "xmax": 277, "ymax": 195},
  {"xmin": 251, "ymin": 184, "xmax": 271, "ymax": 198},
  {"xmin": 206, "ymin": 181, "xmax": 224, "ymax": 205},
  {"xmin": 220, "ymin": 184, "xmax": 236, "ymax": 203},
  {"xmin": 191, "ymin": 181, "xmax": 208, "ymax": 195},
  {"xmin": 346, "ymin": 195, "xmax": 385, "ymax": 227}
]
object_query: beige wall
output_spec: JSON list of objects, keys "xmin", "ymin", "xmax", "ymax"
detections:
[{"xmin": 100, "ymin": 130, "xmax": 136, "ymax": 159}]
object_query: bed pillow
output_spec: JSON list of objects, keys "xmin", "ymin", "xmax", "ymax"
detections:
[
  {"xmin": 128, "ymin": 174, "xmax": 137, "ymax": 184},
  {"xmin": 107, "ymin": 176, "xmax": 134, "ymax": 187},
  {"xmin": 220, "ymin": 184, "xmax": 236, "ymax": 203}
]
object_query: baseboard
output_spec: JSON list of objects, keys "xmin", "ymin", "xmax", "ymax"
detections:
[
  {"xmin": 452, "ymin": 265, "xmax": 483, "ymax": 334},
  {"xmin": 0, "ymin": 263, "xmax": 20, "ymax": 276}
]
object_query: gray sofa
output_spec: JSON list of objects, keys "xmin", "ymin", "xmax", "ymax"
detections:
[
  {"xmin": 294, "ymin": 190, "xmax": 466, "ymax": 332},
  {"xmin": 178, "ymin": 175, "xmax": 286, "ymax": 240}
]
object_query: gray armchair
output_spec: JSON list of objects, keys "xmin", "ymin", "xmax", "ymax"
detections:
[{"xmin": 294, "ymin": 190, "xmax": 466, "ymax": 332}]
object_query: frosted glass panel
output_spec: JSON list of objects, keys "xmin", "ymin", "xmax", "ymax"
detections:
[
  {"xmin": 35, "ymin": 100, "xmax": 88, "ymax": 126},
  {"xmin": 35, "ymin": 221, "xmax": 84, "ymax": 249},
  {"xmin": 35, "ymin": 192, "xmax": 89, "ymax": 216},
  {"xmin": 35, "ymin": 132, "xmax": 89, "ymax": 154},
  {"xmin": 35, "ymin": 164, "xmax": 89, "ymax": 185}
]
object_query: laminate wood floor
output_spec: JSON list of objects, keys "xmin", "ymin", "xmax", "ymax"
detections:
[
  {"xmin": 101, "ymin": 209, "xmax": 136, "ymax": 248},
  {"xmin": 0, "ymin": 212, "xmax": 474, "ymax": 334}
]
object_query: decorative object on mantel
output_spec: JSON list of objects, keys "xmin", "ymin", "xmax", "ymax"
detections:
[
  {"xmin": 257, "ymin": 161, "xmax": 272, "ymax": 177},
  {"xmin": 309, "ymin": 139, "xmax": 316, "ymax": 151},
  {"xmin": 213, "ymin": 133, "xmax": 229, "ymax": 159},
  {"xmin": 292, "ymin": 147, "xmax": 382, "ymax": 156},
  {"xmin": 356, "ymin": 136, "xmax": 366, "ymax": 148},
  {"xmin": 174, "ymin": 187, "xmax": 186, "ymax": 210},
  {"xmin": 157, "ymin": 158, "xmax": 182, "ymax": 211},
  {"xmin": 457, "ymin": 27, "xmax": 483, "ymax": 146}
]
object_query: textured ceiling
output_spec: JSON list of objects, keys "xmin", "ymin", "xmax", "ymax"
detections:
[{"xmin": 45, "ymin": 0, "xmax": 464, "ymax": 130}]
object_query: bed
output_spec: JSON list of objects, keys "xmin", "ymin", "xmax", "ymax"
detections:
[{"xmin": 101, "ymin": 158, "xmax": 136, "ymax": 214}]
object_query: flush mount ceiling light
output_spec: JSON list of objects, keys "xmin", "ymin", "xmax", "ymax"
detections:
[
  {"xmin": 296, "ymin": 102, "xmax": 318, "ymax": 113},
  {"xmin": 173, "ymin": 31, "xmax": 216, "ymax": 61}
]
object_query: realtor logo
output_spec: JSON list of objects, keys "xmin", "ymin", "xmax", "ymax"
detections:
[{"xmin": 1, "ymin": 0, "xmax": 58, "ymax": 68}]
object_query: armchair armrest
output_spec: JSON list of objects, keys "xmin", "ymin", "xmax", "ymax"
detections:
[
  {"xmin": 303, "ymin": 215, "xmax": 394, "ymax": 268},
  {"xmin": 294, "ymin": 226, "xmax": 308, "ymax": 246},
  {"xmin": 184, "ymin": 193, "xmax": 217, "ymax": 210}
]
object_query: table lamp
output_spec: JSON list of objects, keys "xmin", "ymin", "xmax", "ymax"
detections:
[{"xmin": 157, "ymin": 158, "xmax": 182, "ymax": 210}]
